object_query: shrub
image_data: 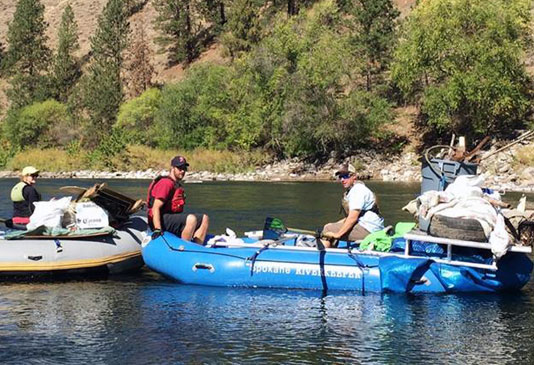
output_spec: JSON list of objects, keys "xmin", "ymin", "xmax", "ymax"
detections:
[
  {"xmin": 86, "ymin": 128, "xmax": 128, "ymax": 170},
  {"xmin": 116, "ymin": 88, "xmax": 162, "ymax": 145},
  {"xmin": 392, "ymin": 0, "xmax": 532, "ymax": 139},
  {"xmin": 0, "ymin": 139, "xmax": 18, "ymax": 168},
  {"xmin": 3, "ymin": 100, "xmax": 71, "ymax": 149},
  {"xmin": 153, "ymin": 64, "xmax": 232, "ymax": 149},
  {"xmin": 227, "ymin": 0, "xmax": 390, "ymax": 158}
]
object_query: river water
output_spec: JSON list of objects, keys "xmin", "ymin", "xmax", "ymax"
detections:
[{"xmin": 0, "ymin": 178, "xmax": 533, "ymax": 364}]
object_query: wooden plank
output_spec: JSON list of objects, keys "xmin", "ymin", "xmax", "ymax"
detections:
[
  {"xmin": 60, "ymin": 183, "xmax": 145, "ymax": 221},
  {"xmin": 59, "ymin": 186, "xmax": 87, "ymax": 195}
]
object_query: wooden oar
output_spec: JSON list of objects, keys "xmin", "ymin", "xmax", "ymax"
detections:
[
  {"xmin": 287, "ymin": 227, "xmax": 328, "ymax": 250},
  {"xmin": 287, "ymin": 227, "xmax": 317, "ymax": 235}
]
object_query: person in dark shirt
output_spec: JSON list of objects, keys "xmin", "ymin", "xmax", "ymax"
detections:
[
  {"xmin": 11, "ymin": 166, "xmax": 41, "ymax": 228},
  {"xmin": 147, "ymin": 156, "xmax": 209, "ymax": 244}
]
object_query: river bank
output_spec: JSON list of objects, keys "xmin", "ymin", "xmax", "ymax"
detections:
[{"xmin": 1, "ymin": 141, "xmax": 533, "ymax": 192}]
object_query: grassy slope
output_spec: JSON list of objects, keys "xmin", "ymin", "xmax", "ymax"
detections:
[{"xmin": 6, "ymin": 145, "xmax": 269, "ymax": 173}]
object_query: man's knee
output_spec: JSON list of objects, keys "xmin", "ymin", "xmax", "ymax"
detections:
[
  {"xmin": 185, "ymin": 214, "xmax": 198, "ymax": 228},
  {"xmin": 202, "ymin": 214, "xmax": 209, "ymax": 225}
]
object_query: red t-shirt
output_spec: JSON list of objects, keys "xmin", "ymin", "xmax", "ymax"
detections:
[{"xmin": 147, "ymin": 178, "xmax": 176, "ymax": 222}]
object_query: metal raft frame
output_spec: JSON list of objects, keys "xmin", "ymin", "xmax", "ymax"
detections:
[{"xmin": 403, "ymin": 232, "xmax": 533, "ymax": 270}]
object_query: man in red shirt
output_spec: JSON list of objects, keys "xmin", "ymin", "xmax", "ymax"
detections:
[{"xmin": 147, "ymin": 156, "xmax": 209, "ymax": 244}]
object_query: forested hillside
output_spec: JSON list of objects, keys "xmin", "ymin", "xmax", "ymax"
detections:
[{"xmin": 0, "ymin": 0, "xmax": 532, "ymax": 171}]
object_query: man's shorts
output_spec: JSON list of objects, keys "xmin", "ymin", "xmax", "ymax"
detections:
[
  {"xmin": 323, "ymin": 222, "xmax": 370, "ymax": 241},
  {"xmin": 162, "ymin": 213, "xmax": 204, "ymax": 237}
]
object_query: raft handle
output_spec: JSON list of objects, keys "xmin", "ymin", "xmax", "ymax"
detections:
[
  {"xmin": 27, "ymin": 255, "xmax": 43, "ymax": 261},
  {"xmin": 193, "ymin": 263, "xmax": 215, "ymax": 273}
]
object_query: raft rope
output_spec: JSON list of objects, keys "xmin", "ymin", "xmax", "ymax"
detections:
[{"xmin": 160, "ymin": 233, "xmax": 174, "ymax": 251}]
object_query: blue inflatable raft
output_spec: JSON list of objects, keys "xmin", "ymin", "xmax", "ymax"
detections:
[{"xmin": 142, "ymin": 231, "xmax": 533, "ymax": 293}]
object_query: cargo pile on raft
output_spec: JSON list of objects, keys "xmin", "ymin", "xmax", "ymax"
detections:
[
  {"xmin": 142, "ymin": 142, "xmax": 534, "ymax": 293},
  {"xmin": 0, "ymin": 184, "xmax": 148, "ymax": 278}
]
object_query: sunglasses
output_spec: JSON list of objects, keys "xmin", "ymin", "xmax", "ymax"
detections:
[
  {"xmin": 338, "ymin": 174, "xmax": 351, "ymax": 180},
  {"xmin": 30, "ymin": 174, "xmax": 39, "ymax": 178}
]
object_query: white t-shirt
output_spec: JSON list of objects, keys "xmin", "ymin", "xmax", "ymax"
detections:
[{"xmin": 345, "ymin": 182, "xmax": 384, "ymax": 233}]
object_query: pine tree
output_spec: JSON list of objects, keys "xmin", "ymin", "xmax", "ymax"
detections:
[
  {"xmin": 350, "ymin": 0, "xmax": 399, "ymax": 90},
  {"xmin": 125, "ymin": 19, "xmax": 154, "ymax": 98},
  {"xmin": 288, "ymin": 0, "xmax": 299, "ymax": 15},
  {"xmin": 4, "ymin": 0, "xmax": 51, "ymax": 108},
  {"xmin": 83, "ymin": 0, "xmax": 129, "ymax": 144},
  {"xmin": 0, "ymin": 41, "xmax": 4, "ymax": 73},
  {"xmin": 154, "ymin": 0, "xmax": 201, "ymax": 64},
  {"xmin": 221, "ymin": 0, "xmax": 260, "ymax": 58},
  {"xmin": 52, "ymin": 4, "xmax": 81, "ymax": 103},
  {"xmin": 124, "ymin": 0, "xmax": 149, "ymax": 16},
  {"xmin": 200, "ymin": 0, "xmax": 226, "ymax": 29}
]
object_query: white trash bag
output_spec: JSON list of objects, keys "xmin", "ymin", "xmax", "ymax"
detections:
[
  {"xmin": 27, "ymin": 196, "xmax": 73, "ymax": 231},
  {"xmin": 489, "ymin": 214, "xmax": 510, "ymax": 259}
]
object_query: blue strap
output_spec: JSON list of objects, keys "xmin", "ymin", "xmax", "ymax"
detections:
[
  {"xmin": 247, "ymin": 245, "xmax": 270, "ymax": 276},
  {"xmin": 439, "ymin": 174, "xmax": 447, "ymax": 191},
  {"xmin": 54, "ymin": 239, "xmax": 63, "ymax": 253},
  {"xmin": 346, "ymin": 246, "xmax": 373, "ymax": 294}
]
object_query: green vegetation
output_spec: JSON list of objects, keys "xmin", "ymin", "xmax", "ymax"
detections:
[
  {"xmin": 4, "ymin": 0, "xmax": 51, "ymax": 109},
  {"xmin": 0, "ymin": 0, "xmax": 533, "ymax": 172},
  {"xmin": 81, "ymin": 0, "xmax": 129, "ymax": 146},
  {"xmin": 133, "ymin": 1, "xmax": 393, "ymax": 158},
  {"xmin": 153, "ymin": 64, "xmax": 233, "ymax": 149},
  {"xmin": 347, "ymin": 0, "xmax": 399, "ymax": 91},
  {"xmin": 153, "ymin": 0, "xmax": 207, "ymax": 65},
  {"xmin": 220, "ymin": 0, "xmax": 261, "ymax": 58},
  {"xmin": 3, "ymin": 100, "xmax": 71, "ymax": 148},
  {"xmin": 6, "ymin": 145, "xmax": 267, "ymax": 173},
  {"xmin": 116, "ymin": 88, "xmax": 162, "ymax": 145},
  {"xmin": 0, "ymin": 41, "xmax": 4, "ymax": 72},
  {"xmin": 51, "ymin": 4, "xmax": 80, "ymax": 103},
  {"xmin": 392, "ymin": 0, "xmax": 532, "ymax": 140}
]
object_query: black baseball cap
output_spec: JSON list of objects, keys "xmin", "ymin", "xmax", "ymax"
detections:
[{"xmin": 171, "ymin": 156, "xmax": 189, "ymax": 169}]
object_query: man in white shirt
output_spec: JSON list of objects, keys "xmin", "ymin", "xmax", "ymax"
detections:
[{"xmin": 322, "ymin": 163, "xmax": 384, "ymax": 248}]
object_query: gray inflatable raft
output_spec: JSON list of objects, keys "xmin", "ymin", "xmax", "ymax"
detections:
[{"xmin": 0, "ymin": 216, "xmax": 148, "ymax": 278}]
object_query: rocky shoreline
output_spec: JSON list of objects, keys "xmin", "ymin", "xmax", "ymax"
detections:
[{"xmin": 1, "ymin": 142, "xmax": 533, "ymax": 192}]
